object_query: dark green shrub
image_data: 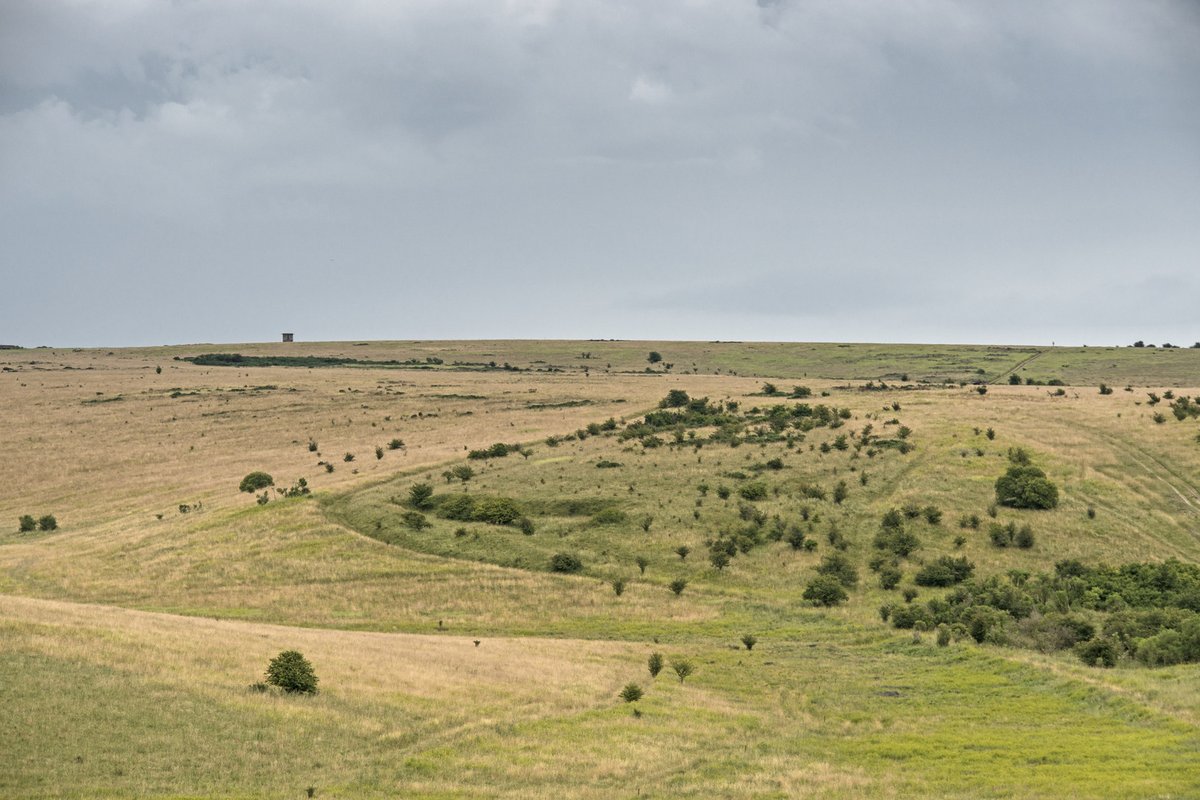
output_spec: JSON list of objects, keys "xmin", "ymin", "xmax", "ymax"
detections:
[
  {"xmin": 659, "ymin": 389, "xmax": 688, "ymax": 407},
  {"xmin": 401, "ymin": 511, "xmax": 430, "ymax": 530},
  {"xmin": 710, "ymin": 551, "xmax": 730, "ymax": 570},
  {"xmin": 669, "ymin": 578, "xmax": 688, "ymax": 596},
  {"xmin": 803, "ymin": 575, "xmax": 848, "ymax": 606},
  {"xmin": 741, "ymin": 634, "xmax": 757, "ymax": 651},
  {"xmin": 473, "ymin": 497, "xmax": 522, "ymax": 525},
  {"xmin": 989, "ymin": 522, "xmax": 1015, "ymax": 547},
  {"xmin": 343, "ymin": 452, "xmax": 355, "ymax": 463},
  {"xmin": 308, "ymin": 440, "xmax": 318, "ymax": 452},
  {"xmin": 1135, "ymin": 619, "xmax": 1200, "ymax": 666},
  {"xmin": 785, "ymin": 527, "xmax": 808, "ymax": 550},
  {"xmin": 936, "ymin": 625, "xmax": 952, "ymax": 647},
  {"xmin": 636, "ymin": 556, "xmax": 649, "ymax": 574},
  {"xmin": 518, "ymin": 517, "xmax": 536, "ymax": 535},
  {"xmin": 387, "ymin": 438, "xmax": 405, "ymax": 450},
  {"xmin": 739, "ymin": 482, "xmax": 768, "ymax": 501},
  {"xmin": 611, "ymin": 578, "xmax": 626, "ymax": 596},
  {"xmin": 833, "ymin": 481, "xmax": 848, "ymax": 504},
  {"xmin": 874, "ymin": 523, "xmax": 920, "ymax": 557},
  {"xmin": 549, "ymin": 553, "xmax": 583, "ymax": 573},
  {"xmin": 1015, "ymin": 524, "xmax": 1035, "ymax": 548},
  {"xmin": 816, "ymin": 552, "xmax": 859, "ymax": 588},
  {"xmin": 922, "ymin": 506, "xmax": 942, "ymax": 525},
  {"xmin": 879, "ymin": 565, "xmax": 902, "ymax": 590},
  {"xmin": 648, "ymin": 652, "xmax": 664, "ymax": 678},
  {"xmin": 914, "ymin": 556, "xmax": 975, "ymax": 587},
  {"xmin": 995, "ymin": 465, "xmax": 1059, "ymax": 509},
  {"xmin": 619, "ymin": 683, "xmax": 643, "ymax": 702},
  {"xmin": 408, "ymin": 483, "xmax": 434, "ymax": 509},
  {"xmin": 675, "ymin": 545, "xmax": 690, "ymax": 560},
  {"xmin": 438, "ymin": 494, "xmax": 476, "ymax": 521},
  {"xmin": 375, "ymin": 446, "xmax": 384, "ymax": 460},
  {"xmin": 1077, "ymin": 637, "xmax": 1119, "ymax": 667},
  {"xmin": 265, "ymin": 650, "xmax": 318, "ymax": 694},
  {"xmin": 18, "ymin": 515, "xmax": 36, "ymax": 532},
  {"xmin": 38, "ymin": 515, "xmax": 58, "ymax": 531},
  {"xmin": 239, "ymin": 472, "xmax": 274, "ymax": 493}
]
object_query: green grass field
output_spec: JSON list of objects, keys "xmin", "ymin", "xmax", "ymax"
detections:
[{"xmin": 1, "ymin": 340, "xmax": 1198, "ymax": 798}]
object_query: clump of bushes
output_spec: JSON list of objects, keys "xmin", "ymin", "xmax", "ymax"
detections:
[
  {"xmin": 282, "ymin": 478, "xmax": 310, "ymax": 497},
  {"xmin": 434, "ymin": 493, "xmax": 525, "ymax": 526},
  {"xmin": 738, "ymin": 482, "xmax": 768, "ymax": 501},
  {"xmin": 815, "ymin": 552, "xmax": 858, "ymax": 588},
  {"xmin": 988, "ymin": 521, "xmax": 1035, "ymax": 548},
  {"xmin": 883, "ymin": 558, "xmax": 1200, "ymax": 667},
  {"xmin": 468, "ymin": 442, "xmax": 518, "ymax": 460},
  {"xmin": 914, "ymin": 556, "xmax": 975, "ymax": 587},
  {"xmin": 239, "ymin": 471, "xmax": 274, "ymax": 493},
  {"xmin": 549, "ymin": 552, "xmax": 583, "ymax": 573},
  {"xmin": 17, "ymin": 514, "xmax": 58, "ymax": 532},
  {"xmin": 874, "ymin": 510, "xmax": 920, "ymax": 557}
]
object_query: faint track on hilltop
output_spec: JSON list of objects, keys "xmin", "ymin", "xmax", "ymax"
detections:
[{"xmin": 990, "ymin": 349, "xmax": 1046, "ymax": 385}]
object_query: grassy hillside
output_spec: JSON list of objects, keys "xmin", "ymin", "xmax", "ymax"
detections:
[{"xmin": 1, "ymin": 341, "xmax": 1198, "ymax": 798}]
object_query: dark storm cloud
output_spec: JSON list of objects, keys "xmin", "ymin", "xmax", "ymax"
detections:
[{"xmin": 0, "ymin": 0, "xmax": 1197, "ymax": 346}]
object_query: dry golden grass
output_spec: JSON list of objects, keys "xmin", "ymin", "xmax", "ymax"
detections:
[{"xmin": 0, "ymin": 346, "xmax": 753, "ymax": 528}]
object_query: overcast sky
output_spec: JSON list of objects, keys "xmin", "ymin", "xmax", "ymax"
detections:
[{"xmin": 1, "ymin": 0, "xmax": 1197, "ymax": 347}]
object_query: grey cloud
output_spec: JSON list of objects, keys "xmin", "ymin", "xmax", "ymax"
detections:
[{"xmin": 0, "ymin": 1, "xmax": 1197, "ymax": 346}]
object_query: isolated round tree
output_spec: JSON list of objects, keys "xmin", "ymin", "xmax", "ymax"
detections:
[
  {"xmin": 265, "ymin": 650, "xmax": 319, "ymax": 694},
  {"xmin": 239, "ymin": 471, "xmax": 274, "ymax": 493}
]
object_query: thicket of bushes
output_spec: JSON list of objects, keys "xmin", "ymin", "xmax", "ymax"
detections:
[{"xmin": 884, "ymin": 559, "xmax": 1200, "ymax": 666}]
